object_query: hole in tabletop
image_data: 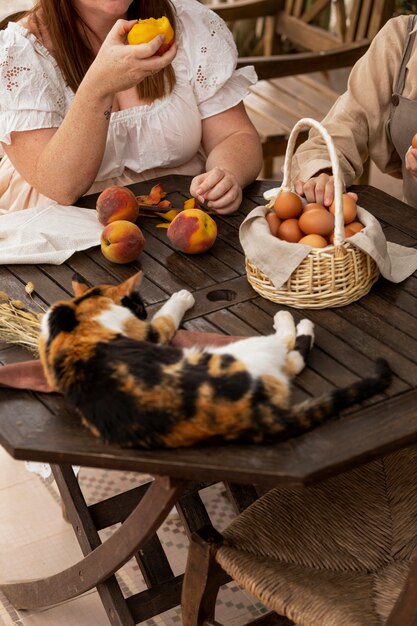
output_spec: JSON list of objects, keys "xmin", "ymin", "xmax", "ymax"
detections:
[{"xmin": 206, "ymin": 289, "xmax": 237, "ymax": 302}]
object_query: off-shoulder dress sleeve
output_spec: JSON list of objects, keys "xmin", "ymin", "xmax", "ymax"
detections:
[
  {"xmin": 175, "ymin": 0, "xmax": 257, "ymax": 119},
  {"xmin": 0, "ymin": 23, "xmax": 68, "ymax": 145}
]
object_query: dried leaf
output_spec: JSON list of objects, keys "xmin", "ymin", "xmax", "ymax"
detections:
[
  {"xmin": 157, "ymin": 199, "xmax": 172, "ymax": 208},
  {"xmin": 156, "ymin": 223, "xmax": 170, "ymax": 229},
  {"xmin": 183, "ymin": 197, "xmax": 200, "ymax": 210},
  {"xmin": 155, "ymin": 209, "xmax": 181, "ymax": 222},
  {"xmin": 136, "ymin": 183, "xmax": 167, "ymax": 205}
]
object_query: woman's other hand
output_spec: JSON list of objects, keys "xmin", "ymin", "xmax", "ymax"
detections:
[
  {"xmin": 405, "ymin": 145, "xmax": 417, "ymax": 180},
  {"xmin": 190, "ymin": 168, "xmax": 243, "ymax": 215},
  {"xmin": 294, "ymin": 173, "xmax": 358, "ymax": 206},
  {"xmin": 84, "ymin": 19, "xmax": 177, "ymax": 96},
  {"xmin": 294, "ymin": 172, "xmax": 335, "ymax": 206}
]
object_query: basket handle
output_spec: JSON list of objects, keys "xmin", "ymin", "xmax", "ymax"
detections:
[{"xmin": 279, "ymin": 117, "xmax": 345, "ymax": 248}]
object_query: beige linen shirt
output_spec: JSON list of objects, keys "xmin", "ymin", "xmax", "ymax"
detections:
[{"xmin": 292, "ymin": 15, "xmax": 417, "ymax": 187}]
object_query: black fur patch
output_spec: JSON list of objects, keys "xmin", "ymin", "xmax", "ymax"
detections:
[
  {"xmin": 48, "ymin": 305, "xmax": 78, "ymax": 341},
  {"xmin": 214, "ymin": 371, "xmax": 251, "ymax": 400},
  {"xmin": 63, "ymin": 339, "xmax": 183, "ymax": 447},
  {"xmin": 294, "ymin": 334, "xmax": 312, "ymax": 360},
  {"xmin": 121, "ymin": 293, "xmax": 147, "ymax": 320}
]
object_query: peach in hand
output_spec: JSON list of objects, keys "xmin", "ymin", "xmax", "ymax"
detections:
[
  {"xmin": 167, "ymin": 208, "xmax": 217, "ymax": 254},
  {"xmin": 127, "ymin": 17, "xmax": 175, "ymax": 56},
  {"xmin": 96, "ymin": 186, "xmax": 139, "ymax": 226},
  {"xmin": 101, "ymin": 220, "xmax": 145, "ymax": 264}
]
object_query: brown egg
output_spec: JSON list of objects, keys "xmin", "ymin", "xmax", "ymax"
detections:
[
  {"xmin": 303, "ymin": 202, "xmax": 327, "ymax": 212},
  {"xmin": 329, "ymin": 193, "xmax": 357, "ymax": 224},
  {"xmin": 329, "ymin": 227, "xmax": 356, "ymax": 244},
  {"xmin": 344, "ymin": 228, "xmax": 356, "ymax": 239},
  {"xmin": 298, "ymin": 234, "xmax": 328, "ymax": 248},
  {"xmin": 298, "ymin": 209, "xmax": 334, "ymax": 236},
  {"xmin": 277, "ymin": 218, "xmax": 303, "ymax": 243},
  {"xmin": 348, "ymin": 221, "xmax": 364, "ymax": 233},
  {"xmin": 265, "ymin": 211, "xmax": 281, "ymax": 236},
  {"xmin": 273, "ymin": 191, "xmax": 303, "ymax": 220}
]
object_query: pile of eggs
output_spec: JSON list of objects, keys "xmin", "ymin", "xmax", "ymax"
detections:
[{"xmin": 266, "ymin": 191, "xmax": 364, "ymax": 248}]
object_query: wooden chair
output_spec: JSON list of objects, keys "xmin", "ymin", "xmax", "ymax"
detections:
[
  {"xmin": 209, "ymin": 0, "xmax": 395, "ymax": 178},
  {"xmin": 182, "ymin": 444, "xmax": 417, "ymax": 626}
]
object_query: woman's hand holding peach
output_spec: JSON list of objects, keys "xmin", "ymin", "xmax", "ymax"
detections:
[{"xmin": 84, "ymin": 19, "xmax": 177, "ymax": 97}]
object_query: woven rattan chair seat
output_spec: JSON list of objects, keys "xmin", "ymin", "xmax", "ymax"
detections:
[{"xmin": 216, "ymin": 446, "xmax": 417, "ymax": 626}]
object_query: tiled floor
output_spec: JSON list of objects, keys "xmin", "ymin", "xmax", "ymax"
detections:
[{"xmin": 0, "ymin": 446, "xmax": 270, "ymax": 626}]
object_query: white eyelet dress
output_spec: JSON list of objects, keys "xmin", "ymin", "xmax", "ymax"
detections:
[{"xmin": 0, "ymin": 0, "xmax": 257, "ymax": 215}]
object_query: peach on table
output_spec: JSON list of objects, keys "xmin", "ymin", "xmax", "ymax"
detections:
[
  {"xmin": 167, "ymin": 208, "xmax": 217, "ymax": 254},
  {"xmin": 101, "ymin": 220, "xmax": 145, "ymax": 264}
]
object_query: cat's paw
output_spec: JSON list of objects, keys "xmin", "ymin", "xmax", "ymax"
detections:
[
  {"xmin": 296, "ymin": 319, "xmax": 315, "ymax": 348},
  {"xmin": 172, "ymin": 290, "xmax": 195, "ymax": 311},
  {"xmin": 273, "ymin": 310, "xmax": 294, "ymax": 332},
  {"xmin": 273, "ymin": 311, "xmax": 295, "ymax": 350}
]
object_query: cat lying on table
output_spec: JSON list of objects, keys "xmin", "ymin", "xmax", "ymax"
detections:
[{"xmin": 39, "ymin": 272, "xmax": 392, "ymax": 449}]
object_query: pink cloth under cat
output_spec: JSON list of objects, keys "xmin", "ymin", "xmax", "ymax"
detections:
[{"xmin": 0, "ymin": 330, "xmax": 246, "ymax": 393}]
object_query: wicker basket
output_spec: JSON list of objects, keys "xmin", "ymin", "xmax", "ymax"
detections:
[{"xmin": 245, "ymin": 118, "xmax": 379, "ymax": 309}]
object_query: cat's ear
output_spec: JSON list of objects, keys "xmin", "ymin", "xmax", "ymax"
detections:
[
  {"xmin": 115, "ymin": 271, "xmax": 143, "ymax": 299},
  {"xmin": 72, "ymin": 273, "xmax": 90, "ymax": 297}
]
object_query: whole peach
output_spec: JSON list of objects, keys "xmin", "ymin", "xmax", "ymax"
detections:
[
  {"xmin": 101, "ymin": 220, "xmax": 145, "ymax": 264},
  {"xmin": 167, "ymin": 208, "xmax": 217, "ymax": 254},
  {"xmin": 96, "ymin": 186, "xmax": 139, "ymax": 226}
]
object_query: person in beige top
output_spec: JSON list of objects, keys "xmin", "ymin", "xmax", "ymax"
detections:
[{"xmin": 292, "ymin": 14, "xmax": 417, "ymax": 209}]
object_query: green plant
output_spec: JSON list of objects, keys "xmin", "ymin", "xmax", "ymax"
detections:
[{"xmin": 395, "ymin": 0, "xmax": 417, "ymax": 13}]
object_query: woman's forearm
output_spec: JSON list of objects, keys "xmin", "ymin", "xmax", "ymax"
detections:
[
  {"xmin": 205, "ymin": 129, "xmax": 263, "ymax": 188},
  {"xmin": 33, "ymin": 82, "xmax": 114, "ymax": 204}
]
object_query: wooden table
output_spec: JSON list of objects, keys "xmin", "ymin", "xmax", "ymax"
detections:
[{"xmin": 0, "ymin": 175, "xmax": 416, "ymax": 626}]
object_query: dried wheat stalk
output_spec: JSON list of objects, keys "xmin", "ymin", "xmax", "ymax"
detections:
[{"xmin": 0, "ymin": 291, "xmax": 42, "ymax": 356}]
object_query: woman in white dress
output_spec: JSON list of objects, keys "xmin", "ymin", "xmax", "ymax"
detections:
[{"xmin": 0, "ymin": 0, "xmax": 263, "ymax": 215}]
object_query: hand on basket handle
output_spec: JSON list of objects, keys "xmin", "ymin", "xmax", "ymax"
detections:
[{"xmin": 294, "ymin": 172, "xmax": 358, "ymax": 207}]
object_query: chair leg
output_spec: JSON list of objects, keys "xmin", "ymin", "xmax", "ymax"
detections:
[
  {"xmin": 181, "ymin": 525, "xmax": 226, "ymax": 626},
  {"xmin": 262, "ymin": 156, "xmax": 274, "ymax": 180}
]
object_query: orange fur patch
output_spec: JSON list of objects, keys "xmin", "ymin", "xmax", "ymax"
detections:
[
  {"xmin": 123, "ymin": 317, "xmax": 150, "ymax": 341},
  {"xmin": 150, "ymin": 316, "xmax": 177, "ymax": 343}
]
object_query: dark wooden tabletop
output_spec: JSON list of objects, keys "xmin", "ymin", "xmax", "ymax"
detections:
[{"xmin": 0, "ymin": 175, "xmax": 416, "ymax": 488}]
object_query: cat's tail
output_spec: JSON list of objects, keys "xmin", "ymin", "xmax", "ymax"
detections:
[{"xmin": 285, "ymin": 358, "xmax": 392, "ymax": 434}]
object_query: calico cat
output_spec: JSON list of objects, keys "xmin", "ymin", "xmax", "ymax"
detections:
[{"xmin": 39, "ymin": 271, "xmax": 392, "ymax": 449}]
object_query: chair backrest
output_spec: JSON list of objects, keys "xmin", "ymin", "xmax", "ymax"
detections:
[
  {"xmin": 277, "ymin": 0, "xmax": 396, "ymax": 52},
  {"xmin": 210, "ymin": 0, "xmax": 395, "ymax": 56}
]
